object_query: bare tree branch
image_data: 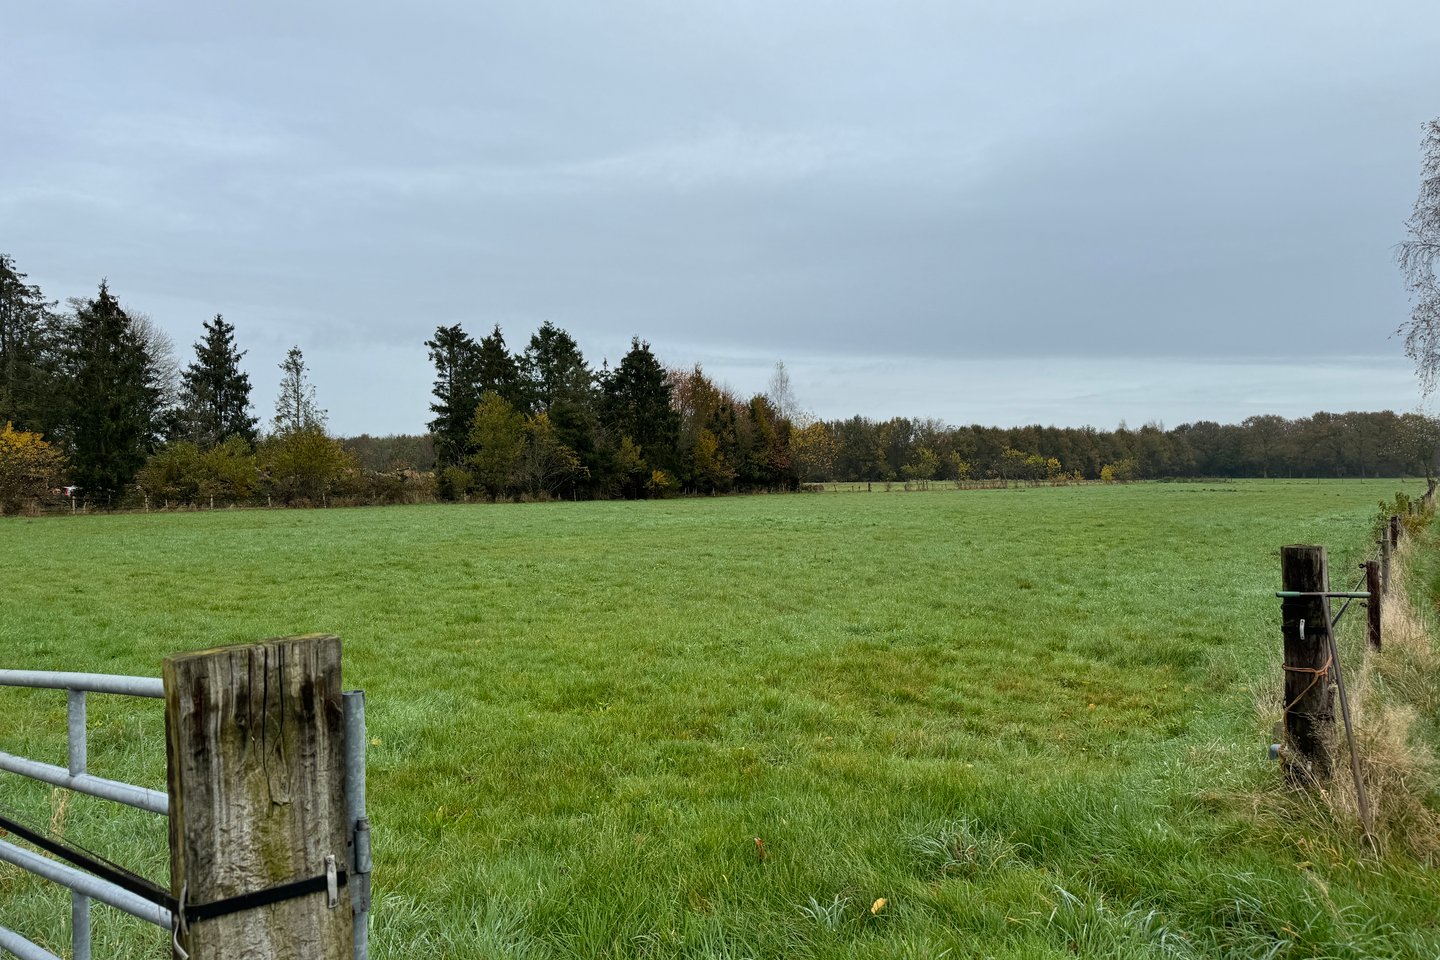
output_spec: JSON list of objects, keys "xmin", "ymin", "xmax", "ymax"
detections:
[{"xmin": 1398, "ymin": 119, "xmax": 1440, "ymax": 392}]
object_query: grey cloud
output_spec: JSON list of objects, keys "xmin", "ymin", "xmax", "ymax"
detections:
[{"xmin": 3, "ymin": 1, "xmax": 1438, "ymax": 434}]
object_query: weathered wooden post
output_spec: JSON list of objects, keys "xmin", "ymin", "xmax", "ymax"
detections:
[
  {"xmin": 1390, "ymin": 515, "xmax": 1402, "ymax": 550},
  {"xmin": 1380, "ymin": 536, "xmax": 1391, "ymax": 596},
  {"xmin": 165, "ymin": 635, "xmax": 353, "ymax": 959},
  {"xmin": 1365, "ymin": 560, "xmax": 1382, "ymax": 651},
  {"xmin": 1280, "ymin": 546, "xmax": 1335, "ymax": 782}
]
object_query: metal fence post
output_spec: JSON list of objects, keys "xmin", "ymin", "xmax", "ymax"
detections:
[{"xmin": 344, "ymin": 691, "xmax": 371, "ymax": 960}]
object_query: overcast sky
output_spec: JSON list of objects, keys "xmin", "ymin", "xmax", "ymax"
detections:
[{"xmin": 4, "ymin": 2, "xmax": 1438, "ymax": 435}]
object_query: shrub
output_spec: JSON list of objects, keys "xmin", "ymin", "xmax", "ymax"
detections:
[
  {"xmin": 1101, "ymin": 458, "xmax": 1137, "ymax": 483},
  {"xmin": 438, "ymin": 466, "xmax": 473, "ymax": 501},
  {"xmin": 1373, "ymin": 491, "xmax": 1434, "ymax": 542},
  {"xmin": 260, "ymin": 427, "xmax": 358, "ymax": 505},
  {"xmin": 646, "ymin": 469, "xmax": 678, "ymax": 498},
  {"xmin": 0, "ymin": 422, "xmax": 66, "ymax": 515}
]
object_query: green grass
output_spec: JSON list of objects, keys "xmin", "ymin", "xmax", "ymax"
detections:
[{"xmin": 2, "ymin": 480, "xmax": 1438, "ymax": 958}]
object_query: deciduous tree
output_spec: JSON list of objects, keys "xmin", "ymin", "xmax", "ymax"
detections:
[
  {"xmin": 0, "ymin": 422, "xmax": 65, "ymax": 514},
  {"xmin": 1399, "ymin": 119, "xmax": 1440, "ymax": 392},
  {"xmin": 903, "ymin": 446, "xmax": 940, "ymax": 486},
  {"xmin": 791, "ymin": 421, "xmax": 837, "ymax": 483},
  {"xmin": 766, "ymin": 360, "xmax": 798, "ymax": 423},
  {"xmin": 138, "ymin": 435, "xmax": 258, "ymax": 506},
  {"xmin": 522, "ymin": 411, "xmax": 585, "ymax": 497},
  {"xmin": 260, "ymin": 426, "xmax": 354, "ymax": 505},
  {"xmin": 469, "ymin": 391, "xmax": 526, "ymax": 501}
]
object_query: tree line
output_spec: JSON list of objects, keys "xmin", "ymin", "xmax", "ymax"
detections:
[
  {"xmin": 353, "ymin": 408, "xmax": 1440, "ymax": 490},
  {"xmin": 3, "ymin": 249, "xmax": 1437, "ymax": 515},
  {"xmin": 421, "ymin": 323, "xmax": 798, "ymax": 500},
  {"xmin": 0, "ymin": 253, "xmax": 362, "ymax": 511},
  {"xmin": 788, "ymin": 411, "xmax": 1440, "ymax": 485}
]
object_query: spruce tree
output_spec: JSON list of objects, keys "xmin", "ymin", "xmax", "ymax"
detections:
[
  {"xmin": 272, "ymin": 346, "xmax": 326, "ymax": 436},
  {"xmin": 523, "ymin": 322, "xmax": 599, "ymax": 497},
  {"xmin": 601, "ymin": 338, "xmax": 680, "ymax": 475},
  {"xmin": 425, "ymin": 324, "xmax": 481, "ymax": 468},
  {"xmin": 0, "ymin": 254, "xmax": 61, "ymax": 437},
  {"xmin": 523, "ymin": 322, "xmax": 593, "ymax": 412},
  {"xmin": 476, "ymin": 325, "xmax": 527, "ymax": 411},
  {"xmin": 179, "ymin": 314, "xmax": 257, "ymax": 447},
  {"xmin": 60, "ymin": 281, "xmax": 164, "ymax": 499}
]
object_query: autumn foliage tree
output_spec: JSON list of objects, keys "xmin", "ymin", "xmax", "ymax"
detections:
[{"xmin": 0, "ymin": 422, "xmax": 65, "ymax": 514}]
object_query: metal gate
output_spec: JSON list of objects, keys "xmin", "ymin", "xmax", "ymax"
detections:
[{"xmin": 0, "ymin": 668, "xmax": 370, "ymax": 959}]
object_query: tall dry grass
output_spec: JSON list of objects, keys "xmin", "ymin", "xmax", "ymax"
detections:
[{"xmin": 1257, "ymin": 535, "xmax": 1440, "ymax": 862}]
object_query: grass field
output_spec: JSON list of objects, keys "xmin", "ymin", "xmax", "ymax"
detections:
[{"xmin": 2, "ymin": 480, "xmax": 1438, "ymax": 958}]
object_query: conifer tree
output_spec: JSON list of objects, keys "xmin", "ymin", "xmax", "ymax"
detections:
[
  {"xmin": 0, "ymin": 254, "xmax": 61, "ymax": 437},
  {"xmin": 601, "ymin": 338, "xmax": 680, "ymax": 476},
  {"xmin": 425, "ymin": 324, "xmax": 481, "ymax": 468},
  {"xmin": 476, "ymin": 325, "xmax": 527, "ymax": 411},
  {"xmin": 523, "ymin": 322, "xmax": 593, "ymax": 412},
  {"xmin": 272, "ymin": 346, "xmax": 326, "ymax": 435},
  {"xmin": 178, "ymin": 314, "xmax": 257, "ymax": 447},
  {"xmin": 60, "ymin": 281, "xmax": 164, "ymax": 499},
  {"xmin": 523, "ymin": 322, "xmax": 599, "ymax": 496}
]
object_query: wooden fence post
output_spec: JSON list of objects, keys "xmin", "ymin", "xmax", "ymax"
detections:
[
  {"xmin": 1280, "ymin": 546, "xmax": 1335, "ymax": 782},
  {"xmin": 1380, "ymin": 535, "xmax": 1391, "ymax": 596},
  {"xmin": 1365, "ymin": 560, "xmax": 1382, "ymax": 651},
  {"xmin": 165, "ymin": 635, "xmax": 353, "ymax": 959},
  {"xmin": 1390, "ymin": 515, "xmax": 1402, "ymax": 550}
]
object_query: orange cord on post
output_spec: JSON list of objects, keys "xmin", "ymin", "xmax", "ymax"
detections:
[{"xmin": 1281, "ymin": 655, "xmax": 1332, "ymax": 716}]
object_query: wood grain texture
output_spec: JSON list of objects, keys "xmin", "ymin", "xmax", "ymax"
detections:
[
  {"xmin": 1280, "ymin": 546, "xmax": 1335, "ymax": 783},
  {"xmin": 1366, "ymin": 560, "xmax": 1382, "ymax": 651},
  {"xmin": 165, "ymin": 634, "xmax": 352, "ymax": 959}
]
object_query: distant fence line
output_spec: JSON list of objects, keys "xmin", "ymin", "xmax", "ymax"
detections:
[
  {"xmin": 803, "ymin": 477, "xmax": 1123, "ymax": 493},
  {"xmin": 1274, "ymin": 482, "xmax": 1435, "ymax": 845}
]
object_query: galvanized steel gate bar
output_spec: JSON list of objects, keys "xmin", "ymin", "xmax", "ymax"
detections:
[{"xmin": 0, "ymin": 668, "xmax": 370, "ymax": 959}]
